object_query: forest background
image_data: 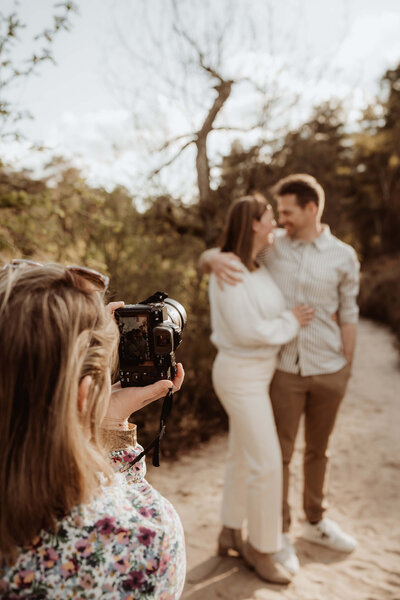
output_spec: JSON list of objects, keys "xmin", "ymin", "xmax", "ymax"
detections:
[{"xmin": 1, "ymin": 1, "xmax": 400, "ymax": 453}]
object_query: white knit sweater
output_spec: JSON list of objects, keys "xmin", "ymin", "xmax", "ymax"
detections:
[{"xmin": 209, "ymin": 263, "xmax": 299, "ymax": 359}]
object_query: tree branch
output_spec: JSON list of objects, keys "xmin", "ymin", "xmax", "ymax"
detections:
[
  {"xmin": 151, "ymin": 139, "xmax": 195, "ymax": 176},
  {"xmin": 198, "ymin": 79, "xmax": 233, "ymax": 137},
  {"xmin": 156, "ymin": 133, "xmax": 195, "ymax": 153},
  {"xmin": 211, "ymin": 124, "xmax": 261, "ymax": 133}
]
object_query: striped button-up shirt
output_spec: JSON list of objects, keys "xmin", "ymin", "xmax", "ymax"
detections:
[{"xmin": 259, "ymin": 226, "xmax": 360, "ymax": 376}]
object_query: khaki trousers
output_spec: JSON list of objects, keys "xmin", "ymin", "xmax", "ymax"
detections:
[{"xmin": 270, "ymin": 365, "xmax": 351, "ymax": 532}]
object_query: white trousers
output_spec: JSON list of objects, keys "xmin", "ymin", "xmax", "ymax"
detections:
[{"xmin": 212, "ymin": 352, "xmax": 283, "ymax": 553}]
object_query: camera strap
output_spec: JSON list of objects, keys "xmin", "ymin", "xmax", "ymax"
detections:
[{"xmin": 122, "ymin": 387, "xmax": 174, "ymax": 470}]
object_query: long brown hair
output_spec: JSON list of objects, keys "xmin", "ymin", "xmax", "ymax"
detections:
[
  {"xmin": 220, "ymin": 194, "xmax": 268, "ymax": 271},
  {"xmin": 0, "ymin": 264, "xmax": 118, "ymax": 565}
]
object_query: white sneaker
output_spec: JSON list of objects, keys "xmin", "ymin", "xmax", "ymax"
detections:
[
  {"xmin": 274, "ymin": 533, "xmax": 300, "ymax": 575},
  {"xmin": 301, "ymin": 518, "xmax": 357, "ymax": 553}
]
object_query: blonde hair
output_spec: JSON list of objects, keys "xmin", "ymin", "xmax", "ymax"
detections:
[
  {"xmin": 220, "ymin": 194, "xmax": 269, "ymax": 271},
  {"xmin": 0, "ymin": 264, "xmax": 118, "ymax": 565}
]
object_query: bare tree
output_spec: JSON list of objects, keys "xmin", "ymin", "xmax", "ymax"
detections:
[{"xmin": 106, "ymin": 0, "xmax": 350, "ymax": 241}]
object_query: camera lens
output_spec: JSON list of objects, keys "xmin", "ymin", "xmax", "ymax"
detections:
[{"xmin": 164, "ymin": 298, "xmax": 187, "ymax": 331}]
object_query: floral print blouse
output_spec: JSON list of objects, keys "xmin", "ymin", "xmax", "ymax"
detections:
[{"xmin": 0, "ymin": 444, "xmax": 186, "ymax": 599}]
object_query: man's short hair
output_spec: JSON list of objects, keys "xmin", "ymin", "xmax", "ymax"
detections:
[{"xmin": 272, "ymin": 174, "xmax": 325, "ymax": 214}]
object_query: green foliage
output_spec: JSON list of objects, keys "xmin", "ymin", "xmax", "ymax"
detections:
[
  {"xmin": 214, "ymin": 102, "xmax": 359, "ymax": 249},
  {"xmin": 215, "ymin": 75, "xmax": 400, "ymax": 262},
  {"xmin": 2, "ymin": 60, "xmax": 400, "ymax": 455},
  {"xmin": 358, "ymin": 254, "xmax": 400, "ymax": 353},
  {"xmin": 344, "ymin": 66, "xmax": 400, "ymax": 259},
  {"xmin": 0, "ymin": 163, "xmax": 227, "ymax": 454}
]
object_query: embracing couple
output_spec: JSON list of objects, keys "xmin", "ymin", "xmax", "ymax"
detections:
[{"xmin": 200, "ymin": 173, "xmax": 360, "ymax": 584}]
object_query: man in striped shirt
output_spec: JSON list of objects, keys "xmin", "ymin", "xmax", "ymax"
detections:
[{"xmin": 200, "ymin": 174, "xmax": 359, "ymax": 574}]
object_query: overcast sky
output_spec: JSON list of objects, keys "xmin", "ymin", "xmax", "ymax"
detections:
[{"xmin": 2, "ymin": 0, "xmax": 400, "ymax": 198}]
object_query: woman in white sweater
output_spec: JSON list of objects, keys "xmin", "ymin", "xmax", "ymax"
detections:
[{"xmin": 209, "ymin": 195, "xmax": 314, "ymax": 584}]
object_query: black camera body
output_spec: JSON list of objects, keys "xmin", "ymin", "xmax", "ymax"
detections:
[{"xmin": 114, "ymin": 291, "xmax": 186, "ymax": 387}]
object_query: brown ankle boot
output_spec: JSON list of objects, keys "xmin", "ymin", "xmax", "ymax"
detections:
[
  {"xmin": 217, "ymin": 526, "xmax": 243, "ymax": 556},
  {"xmin": 243, "ymin": 541, "xmax": 292, "ymax": 584}
]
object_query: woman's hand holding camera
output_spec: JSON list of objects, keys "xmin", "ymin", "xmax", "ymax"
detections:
[
  {"xmin": 106, "ymin": 300, "xmax": 125, "ymax": 314},
  {"xmin": 291, "ymin": 304, "xmax": 315, "ymax": 327},
  {"xmin": 103, "ymin": 363, "xmax": 185, "ymax": 431},
  {"xmin": 103, "ymin": 299, "xmax": 185, "ymax": 430}
]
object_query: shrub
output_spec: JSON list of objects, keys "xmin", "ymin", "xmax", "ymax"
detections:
[{"xmin": 358, "ymin": 254, "xmax": 400, "ymax": 348}]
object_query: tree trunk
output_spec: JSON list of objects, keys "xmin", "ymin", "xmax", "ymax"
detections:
[{"xmin": 195, "ymin": 79, "xmax": 233, "ymax": 244}]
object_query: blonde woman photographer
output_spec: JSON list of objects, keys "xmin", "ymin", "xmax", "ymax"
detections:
[{"xmin": 0, "ymin": 261, "xmax": 185, "ymax": 599}]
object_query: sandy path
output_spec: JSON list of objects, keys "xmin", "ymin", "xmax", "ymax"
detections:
[{"xmin": 147, "ymin": 319, "xmax": 400, "ymax": 600}]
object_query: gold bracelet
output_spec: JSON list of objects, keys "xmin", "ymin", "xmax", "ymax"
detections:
[{"xmin": 100, "ymin": 423, "xmax": 137, "ymax": 451}]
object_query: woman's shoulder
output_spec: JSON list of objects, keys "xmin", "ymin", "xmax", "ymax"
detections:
[
  {"xmin": 1, "ymin": 481, "xmax": 185, "ymax": 599},
  {"xmin": 30, "ymin": 480, "xmax": 181, "ymax": 558},
  {"xmin": 81, "ymin": 476, "xmax": 181, "ymax": 538},
  {"xmin": 209, "ymin": 261, "xmax": 252, "ymax": 288},
  {"xmin": 65, "ymin": 481, "xmax": 183, "ymax": 563}
]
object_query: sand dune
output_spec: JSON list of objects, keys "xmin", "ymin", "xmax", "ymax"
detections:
[{"xmin": 148, "ymin": 318, "xmax": 400, "ymax": 600}]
